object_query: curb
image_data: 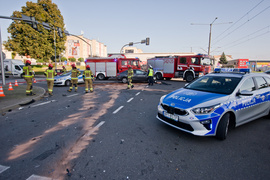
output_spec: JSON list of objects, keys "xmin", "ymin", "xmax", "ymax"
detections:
[{"xmin": 0, "ymin": 86, "xmax": 46, "ymax": 113}]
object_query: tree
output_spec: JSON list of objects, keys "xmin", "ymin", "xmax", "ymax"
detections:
[
  {"xmin": 219, "ymin": 52, "xmax": 228, "ymax": 64},
  {"xmin": 3, "ymin": 0, "xmax": 66, "ymax": 62}
]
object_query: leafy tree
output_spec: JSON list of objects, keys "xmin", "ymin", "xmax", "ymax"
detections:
[
  {"xmin": 3, "ymin": 0, "xmax": 66, "ymax": 62},
  {"xmin": 68, "ymin": 57, "xmax": 76, "ymax": 62},
  {"xmin": 219, "ymin": 52, "xmax": 228, "ymax": 64}
]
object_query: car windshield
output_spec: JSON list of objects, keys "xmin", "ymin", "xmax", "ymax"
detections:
[{"xmin": 185, "ymin": 75, "xmax": 241, "ymax": 94}]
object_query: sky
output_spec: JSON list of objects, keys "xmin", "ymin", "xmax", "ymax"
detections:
[{"xmin": 0, "ymin": 0, "xmax": 269, "ymax": 60}]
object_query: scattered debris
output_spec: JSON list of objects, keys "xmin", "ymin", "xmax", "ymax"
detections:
[
  {"xmin": 120, "ymin": 139, "xmax": 125, "ymax": 144},
  {"xmin": 18, "ymin": 107, "xmax": 24, "ymax": 110},
  {"xmin": 66, "ymin": 169, "xmax": 71, "ymax": 176}
]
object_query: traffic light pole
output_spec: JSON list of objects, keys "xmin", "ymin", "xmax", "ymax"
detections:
[{"xmin": 0, "ymin": 25, "xmax": 6, "ymax": 85}]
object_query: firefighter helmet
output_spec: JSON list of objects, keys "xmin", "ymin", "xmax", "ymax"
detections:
[
  {"xmin": 71, "ymin": 64, "xmax": 76, "ymax": 68},
  {"xmin": 128, "ymin": 65, "xmax": 131, "ymax": 68},
  {"xmin": 49, "ymin": 64, "xmax": 53, "ymax": 68},
  {"xmin": 86, "ymin": 65, "xmax": 90, "ymax": 69},
  {"xmin": 26, "ymin": 60, "xmax": 31, "ymax": 65},
  {"xmin": 62, "ymin": 66, "xmax": 65, "ymax": 69}
]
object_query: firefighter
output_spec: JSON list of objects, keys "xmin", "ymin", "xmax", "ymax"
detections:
[
  {"xmin": 127, "ymin": 65, "xmax": 134, "ymax": 89},
  {"xmin": 147, "ymin": 65, "xmax": 154, "ymax": 86},
  {"xmin": 83, "ymin": 65, "xmax": 94, "ymax": 93},
  {"xmin": 62, "ymin": 65, "xmax": 67, "ymax": 73},
  {"xmin": 44, "ymin": 64, "xmax": 57, "ymax": 96},
  {"xmin": 67, "ymin": 64, "xmax": 81, "ymax": 92},
  {"xmin": 22, "ymin": 60, "xmax": 35, "ymax": 96}
]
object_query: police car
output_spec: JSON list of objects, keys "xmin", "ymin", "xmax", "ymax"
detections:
[
  {"xmin": 54, "ymin": 70, "xmax": 84, "ymax": 86},
  {"xmin": 157, "ymin": 68, "xmax": 270, "ymax": 140}
]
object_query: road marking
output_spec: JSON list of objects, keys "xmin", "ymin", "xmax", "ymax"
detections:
[
  {"xmin": 31, "ymin": 100, "xmax": 56, "ymax": 108},
  {"xmin": 26, "ymin": 174, "xmax": 53, "ymax": 180},
  {"xmin": 135, "ymin": 92, "xmax": 140, "ymax": 96},
  {"xmin": 127, "ymin": 98, "xmax": 133, "ymax": 103},
  {"xmin": 67, "ymin": 94, "xmax": 79, "ymax": 98},
  {"xmin": 85, "ymin": 121, "xmax": 105, "ymax": 137},
  {"xmin": 0, "ymin": 165, "xmax": 10, "ymax": 174},
  {"xmin": 113, "ymin": 106, "xmax": 124, "ymax": 114}
]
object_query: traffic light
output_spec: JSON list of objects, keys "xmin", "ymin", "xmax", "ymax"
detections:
[
  {"xmin": 57, "ymin": 27, "xmax": 63, "ymax": 38},
  {"xmin": 146, "ymin": 37, "xmax": 150, "ymax": 45},
  {"xmin": 21, "ymin": 14, "xmax": 38, "ymax": 30},
  {"xmin": 128, "ymin": 42, "xmax": 133, "ymax": 46}
]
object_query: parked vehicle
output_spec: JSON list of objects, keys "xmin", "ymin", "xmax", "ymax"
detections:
[
  {"xmin": 0, "ymin": 59, "xmax": 25, "ymax": 78},
  {"xmin": 157, "ymin": 68, "xmax": 270, "ymax": 140},
  {"xmin": 117, "ymin": 69, "xmax": 156, "ymax": 83},
  {"xmin": 54, "ymin": 70, "xmax": 84, "ymax": 86},
  {"xmin": 85, "ymin": 57, "xmax": 141, "ymax": 80},
  {"xmin": 147, "ymin": 54, "xmax": 212, "ymax": 82}
]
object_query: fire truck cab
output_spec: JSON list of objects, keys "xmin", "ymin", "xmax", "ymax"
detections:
[{"xmin": 147, "ymin": 54, "xmax": 212, "ymax": 82}]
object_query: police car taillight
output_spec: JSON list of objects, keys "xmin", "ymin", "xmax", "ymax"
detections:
[{"xmin": 214, "ymin": 68, "xmax": 251, "ymax": 74}]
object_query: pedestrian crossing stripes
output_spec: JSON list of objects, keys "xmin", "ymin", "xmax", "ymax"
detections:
[{"xmin": 0, "ymin": 164, "xmax": 10, "ymax": 174}]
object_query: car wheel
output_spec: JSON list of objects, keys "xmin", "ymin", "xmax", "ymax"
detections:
[
  {"xmin": 97, "ymin": 73, "xmax": 105, "ymax": 80},
  {"xmin": 216, "ymin": 113, "xmax": 230, "ymax": 140},
  {"xmin": 156, "ymin": 73, "xmax": 163, "ymax": 80},
  {"xmin": 122, "ymin": 77, "xmax": 128, "ymax": 83},
  {"xmin": 65, "ymin": 80, "xmax": 71, "ymax": 86},
  {"xmin": 185, "ymin": 72, "xmax": 194, "ymax": 82}
]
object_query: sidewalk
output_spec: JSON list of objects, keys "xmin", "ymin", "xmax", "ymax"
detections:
[{"xmin": 0, "ymin": 84, "xmax": 46, "ymax": 113}]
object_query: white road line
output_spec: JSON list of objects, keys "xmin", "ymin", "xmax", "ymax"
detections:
[
  {"xmin": 127, "ymin": 98, "xmax": 133, "ymax": 103},
  {"xmin": 85, "ymin": 121, "xmax": 105, "ymax": 137},
  {"xmin": 135, "ymin": 92, "xmax": 140, "ymax": 96},
  {"xmin": 26, "ymin": 174, "xmax": 53, "ymax": 180},
  {"xmin": 31, "ymin": 100, "xmax": 56, "ymax": 108},
  {"xmin": 0, "ymin": 165, "xmax": 10, "ymax": 174},
  {"xmin": 67, "ymin": 94, "xmax": 79, "ymax": 98},
  {"xmin": 113, "ymin": 106, "xmax": 124, "ymax": 114}
]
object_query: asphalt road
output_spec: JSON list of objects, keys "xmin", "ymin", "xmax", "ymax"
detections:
[{"xmin": 0, "ymin": 79, "xmax": 269, "ymax": 180}]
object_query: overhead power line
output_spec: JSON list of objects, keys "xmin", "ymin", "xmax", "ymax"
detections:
[{"xmin": 212, "ymin": 0, "xmax": 269, "ymax": 46}]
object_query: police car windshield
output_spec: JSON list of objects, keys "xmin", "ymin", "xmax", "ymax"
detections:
[{"xmin": 185, "ymin": 75, "xmax": 241, "ymax": 94}]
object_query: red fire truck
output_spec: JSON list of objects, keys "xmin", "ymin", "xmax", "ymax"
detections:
[
  {"xmin": 147, "ymin": 54, "xmax": 212, "ymax": 82},
  {"xmin": 85, "ymin": 57, "xmax": 141, "ymax": 80}
]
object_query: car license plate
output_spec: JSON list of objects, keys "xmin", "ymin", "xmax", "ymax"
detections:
[{"xmin": 164, "ymin": 111, "xmax": 178, "ymax": 121}]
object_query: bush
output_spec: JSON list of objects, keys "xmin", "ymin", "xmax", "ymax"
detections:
[
  {"xmin": 68, "ymin": 57, "xmax": 76, "ymax": 62},
  {"xmin": 61, "ymin": 57, "xmax": 67, "ymax": 61},
  {"xmin": 78, "ymin": 57, "xmax": 84, "ymax": 62}
]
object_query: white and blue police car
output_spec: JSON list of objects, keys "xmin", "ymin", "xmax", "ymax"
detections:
[
  {"xmin": 157, "ymin": 68, "xmax": 270, "ymax": 140},
  {"xmin": 54, "ymin": 70, "xmax": 84, "ymax": 86}
]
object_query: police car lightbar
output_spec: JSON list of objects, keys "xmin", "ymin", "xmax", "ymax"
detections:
[{"xmin": 214, "ymin": 68, "xmax": 251, "ymax": 74}]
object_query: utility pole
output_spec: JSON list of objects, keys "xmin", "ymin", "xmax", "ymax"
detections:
[{"xmin": 191, "ymin": 18, "xmax": 232, "ymax": 56}]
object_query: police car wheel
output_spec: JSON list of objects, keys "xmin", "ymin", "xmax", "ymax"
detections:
[
  {"xmin": 65, "ymin": 80, "xmax": 71, "ymax": 86},
  {"xmin": 216, "ymin": 113, "xmax": 230, "ymax": 140}
]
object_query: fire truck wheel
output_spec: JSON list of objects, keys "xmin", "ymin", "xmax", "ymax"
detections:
[
  {"xmin": 185, "ymin": 73, "xmax": 194, "ymax": 82},
  {"xmin": 156, "ymin": 73, "xmax": 163, "ymax": 80},
  {"xmin": 122, "ymin": 77, "xmax": 128, "ymax": 83},
  {"xmin": 97, "ymin": 73, "xmax": 105, "ymax": 80}
]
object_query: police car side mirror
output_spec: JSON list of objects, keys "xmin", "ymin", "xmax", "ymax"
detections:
[{"xmin": 236, "ymin": 90, "xmax": 253, "ymax": 96}]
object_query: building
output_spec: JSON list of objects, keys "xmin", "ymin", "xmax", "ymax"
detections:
[{"xmin": 65, "ymin": 35, "xmax": 107, "ymax": 60}]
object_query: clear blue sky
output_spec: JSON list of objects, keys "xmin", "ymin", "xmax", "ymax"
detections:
[{"xmin": 0, "ymin": 0, "xmax": 269, "ymax": 59}]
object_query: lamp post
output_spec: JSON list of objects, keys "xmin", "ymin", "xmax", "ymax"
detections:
[
  {"xmin": 208, "ymin": 17, "xmax": 218, "ymax": 55},
  {"xmin": 191, "ymin": 18, "xmax": 232, "ymax": 56}
]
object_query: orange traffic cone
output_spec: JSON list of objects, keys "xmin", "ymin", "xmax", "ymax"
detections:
[
  {"xmin": 33, "ymin": 78, "xmax": 37, "ymax": 83},
  {"xmin": 15, "ymin": 80, "xmax": 19, "ymax": 86},
  {"xmin": 0, "ymin": 86, "xmax": 5, "ymax": 97},
  {"xmin": 8, "ymin": 82, "xmax": 14, "ymax": 91}
]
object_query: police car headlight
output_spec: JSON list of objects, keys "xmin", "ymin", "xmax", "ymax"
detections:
[{"xmin": 192, "ymin": 104, "xmax": 221, "ymax": 114}]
